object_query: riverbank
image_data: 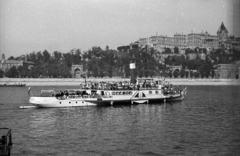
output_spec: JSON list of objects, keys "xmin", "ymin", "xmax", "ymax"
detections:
[{"xmin": 0, "ymin": 78, "xmax": 240, "ymax": 86}]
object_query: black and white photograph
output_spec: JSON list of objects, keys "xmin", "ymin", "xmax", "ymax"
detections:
[{"xmin": 0, "ymin": 0, "xmax": 240, "ymax": 155}]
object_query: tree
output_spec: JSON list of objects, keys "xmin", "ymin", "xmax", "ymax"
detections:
[
  {"xmin": 210, "ymin": 69, "xmax": 215, "ymax": 78},
  {"xmin": 199, "ymin": 62, "xmax": 211, "ymax": 78},
  {"xmin": 17, "ymin": 65, "xmax": 26, "ymax": 78},
  {"xmin": 194, "ymin": 72, "xmax": 200, "ymax": 78},
  {"xmin": 28, "ymin": 66, "xmax": 37, "ymax": 78},
  {"xmin": 0, "ymin": 70, "xmax": 4, "ymax": 78},
  {"xmin": 71, "ymin": 49, "xmax": 82, "ymax": 65},
  {"xmin": 8, "ymin": 56, "xmax": 15, "ymax": 60},
  {"xmin": 173, "ymin": 69, "xmax": 179, "ymax": 78},
  {"xmin": 174, "ymin": 47, "xmax": 179, "ymax": 54},
  {"xmin": 53, "ymin": 51, "xmax": 62, "ymax": 62},
  {"xmin": 168, "ymin": 71, "xmax": 172, "ymax": 78},
  {"xmin": 63, "ymin": 53, "xmax": 72, "ymax": 68},
  {"xmin": 28, "ymin": 52, "xmax": 37, "ymax": 63},
  {"xmin": 203, "ymin": 48, "xmax": 207, "ymax": 54},
  {"xmin": 190, "ymin": 70, "xmax": 193, "ymax": 78},
  {"xmin": 5, "ymin": 66, "xmax": 18, "ymax": 78},
  {"xmin": 180, "ymin": 69, "xmax": 185, "ymax": 78},
  {"xmin": 185, "ymin": 71, "xmax": 189, "ymax": 78},
  {"xmin": 58, "ymin": 62, "xmax": 71, "ymax": 78},
  {"xmin": 42, "ymin": 50, "xmax": 51, "ymax": 63}
]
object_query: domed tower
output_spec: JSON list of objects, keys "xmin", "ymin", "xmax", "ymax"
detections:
[
  {"xmin": 1, "ymin": 54, "xmax": 6, "ymax": 63},
  {"xmin": 217, "ymin": 22, "xmax": 228, "ymax": 41}
]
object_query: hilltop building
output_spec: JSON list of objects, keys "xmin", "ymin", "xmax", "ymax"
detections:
[
  {"xmin": 0, "ymin": 54, "xmax": 34, "ymax": 72},
  {"xmin": 138, "ymin": 22, "xmax": 240, "ymax": 52}
]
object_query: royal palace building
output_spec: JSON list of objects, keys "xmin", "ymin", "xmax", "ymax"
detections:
[{"xmin": 138, "ymin": 22, "xmax": 239, "ymax": 52}]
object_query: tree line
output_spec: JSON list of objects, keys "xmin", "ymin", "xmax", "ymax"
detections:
[{"xmin": 1, "ymin": 46, "xmax": 239, "ymax": 79}]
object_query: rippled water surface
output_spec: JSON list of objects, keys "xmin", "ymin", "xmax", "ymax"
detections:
[{"xmin": 1, "ymin": 86, "xmax": 240, "ymax": 156}]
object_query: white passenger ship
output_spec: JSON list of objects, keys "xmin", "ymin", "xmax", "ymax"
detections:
[{"xmin": 29, "ymin": 78, "xmax": 187, "ymax": 108}]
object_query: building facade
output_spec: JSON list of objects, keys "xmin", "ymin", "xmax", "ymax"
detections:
[
  {"xmin": 217, "ymin": 64, "xmax": 239, "ymax": 79},
  {"xmin": 0, "ymin": 54, "xmax": 34, "ymax": 72},
  {"xmin": 138, "ymin": 22, "xmax": 239, "ymax": 52},
  {"xmin": 186, "ymin": 31, "xmax": 219, "ymax": 49}
]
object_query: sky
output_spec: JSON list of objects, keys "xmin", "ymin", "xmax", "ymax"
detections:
[{"xmin": 0, "ymin": 0, "xmax": 240, "ymax": 58}]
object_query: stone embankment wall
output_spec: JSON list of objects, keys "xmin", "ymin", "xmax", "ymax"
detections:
[{"xmin": 0, "ymin": 78, "xmax": 240, "ymax": 86}]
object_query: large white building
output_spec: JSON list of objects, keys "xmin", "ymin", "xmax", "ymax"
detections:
[{"xmin": 138, "ymin": 22, "xmax": 239, "ymax": 52}]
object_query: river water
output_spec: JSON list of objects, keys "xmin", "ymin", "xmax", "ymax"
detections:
[{"xmin": 0, "ymin": 86, "xmax": 240, "ymax": 156}]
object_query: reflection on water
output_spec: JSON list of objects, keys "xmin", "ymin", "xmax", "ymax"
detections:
[{"xmin": 0, "ymin": 86, "xmax": 240, "ymax": 155}]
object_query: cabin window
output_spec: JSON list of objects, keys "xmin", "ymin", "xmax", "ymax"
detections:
[
  {"xmin": 155, "ymin": 91, "xmax": 159, "ymax": 94},
  {"xmin": 69, "ymin": 102, "xmax": 71, "ymax": 104},
  {"xmin": 76, "ymin": 102, "xmax": 77, "ymax": 104},
  {"xmin": 149, "ymin": 91, "xmax": 152, "ymax": 94},
  {"xmin": 59, "ymin": 102, "xmax": 61, "ymax": 104},
  {"xmin": 135, "ymin": 93, "xmax": 139, "ymax": 97}
]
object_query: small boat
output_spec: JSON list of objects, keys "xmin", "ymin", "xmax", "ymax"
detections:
[{"xmin": 28, "ymin": 78, "xmax": 187, "ymax": 108}]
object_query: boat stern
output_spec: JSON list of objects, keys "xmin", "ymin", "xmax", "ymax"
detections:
[{"xmin": 29, "ymin": 96, "xmax": 59, "ymax": 107}]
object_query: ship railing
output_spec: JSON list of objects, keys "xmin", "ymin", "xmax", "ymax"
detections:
[
  {"xmin": 139, "ymin": 87, "xmax": 161, "ymax": 90},
  {"xmin": 79, "ymin": 85, "xmax": 161, "ymax": 91},
  {"xmin": 55, "ymin": 94, "xmax": 111, "ymax": 100}
]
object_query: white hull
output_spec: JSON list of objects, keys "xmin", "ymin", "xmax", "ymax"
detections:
[{"xmin": 29, "ymin": 97, "xmax": 97, "ymax": 108}]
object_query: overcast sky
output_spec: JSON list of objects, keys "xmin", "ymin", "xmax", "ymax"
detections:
[{"xmin": 0, "ymin": 0, "xmax": 240, "ymax": 58}]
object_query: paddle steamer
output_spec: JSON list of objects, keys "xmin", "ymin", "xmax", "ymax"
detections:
[{"xmin": 28, "ymin": 78, "xmax": 187, "ymax": 108}]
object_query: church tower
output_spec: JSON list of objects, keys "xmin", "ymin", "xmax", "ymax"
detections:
[{"xmin": 217, "ymin": 22, "xmax": 228, "ymax": 41}]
